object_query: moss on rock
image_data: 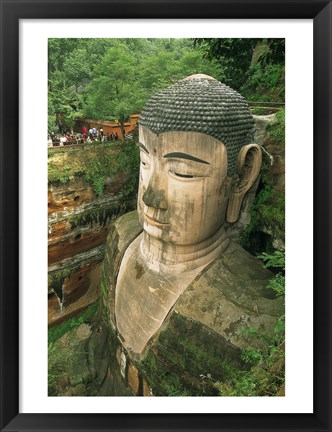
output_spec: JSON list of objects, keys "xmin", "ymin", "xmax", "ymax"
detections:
[
  {"xmin": 140, "ymin": 312, "xmax": 247, "ymax": 396},
  {"xmin": 48, "ymin": 140, "xmax": 140, "ymax": 198}
]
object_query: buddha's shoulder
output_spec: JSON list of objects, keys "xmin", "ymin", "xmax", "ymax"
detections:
[
  {"xmin": 194, "ymin": 240, "xmax": 276, "ymax": 292},
  {"xmin": 210, "ymin": 240, "xmax": 274, "ymax": 284},
  {"xmin": 174, "ymin": 241, "xmax": 284, "ymax": 340}
]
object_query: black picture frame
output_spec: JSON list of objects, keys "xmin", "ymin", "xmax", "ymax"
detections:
[{"xmin": 1, "ymin": 0, "xmax": 331, "ymax": 431}]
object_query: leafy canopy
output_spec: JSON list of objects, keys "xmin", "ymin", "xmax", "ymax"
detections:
[
  {"xmin": 48, "ymin": 38, "xmax": 221, "ymax": 133},
  {"xmin": 194, "ymin": 38, "xmax": 285, "ymax": 101},
  {"xmin": 48, "ymin": 37, "xmax": 285, "ymax": 133}
]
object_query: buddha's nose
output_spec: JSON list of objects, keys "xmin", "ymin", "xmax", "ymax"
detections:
[{"xmin": 142, "ymin": 174, "xmax": 168, "ymax": 210}]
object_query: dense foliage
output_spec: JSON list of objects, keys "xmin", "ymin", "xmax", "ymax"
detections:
[
  {"xmin": 240, "ymin": 109, "xmax": 285, "ymax": 255},
  {"xmin": 48, "ymin": 37, "xmax": 285, "ymax": 133},
  {"xmin": 48, "ymin": 38, "xmax": 221, "ymax": 133},
  {"xmin": 207, "ymin": 249, "xmax": 285, "ymax": 397},
  {"xmin": 194, "ymin": 38, "xmax": 285, "ymax": 102},
  {"xmin": 48, "ymin": 301, "xmax": 99, "ymax": 346},
  {"xmin": 48, "ymin": 140, "xmax": 140, "ymax": 198}
]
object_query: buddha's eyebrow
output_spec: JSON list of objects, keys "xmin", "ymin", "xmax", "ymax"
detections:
[
  {"xmin": 164, "ymin": 152, "xmax": 210, "ymax": 165},
  {"xmin": 139, "ymin": 142, "xmax": 149, "ymax": 154}
]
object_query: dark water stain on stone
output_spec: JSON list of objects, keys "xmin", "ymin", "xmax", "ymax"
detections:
[{"xmin": 135, "ymin": 261, "xmax": 145, "ymax": 280}]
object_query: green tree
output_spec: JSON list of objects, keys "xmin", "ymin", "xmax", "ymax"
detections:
[
  {"xmin": 48, "ymin": 38, "xmax": 82, "ymax": 73},
  {"xmin": 137, "ymin": 49, "xmax": 221, "ymax": 94},
  {"xmin": 48, "ymin": 39, "xmax": 116, "ymax": 132},
  {"xmin": 83, "ymin": 40, "xmax": 221, "ymax": 140},
  {"xmin": 195, "ymin": 38, "xmax": 257, "ymax": 88},
  {"xmin": 62, "ymin": 48, "xmax": 91, "ymax": 91},
  {"xmin": 48, "ymin": 70, "xmax": 82, "ymax": 133},
  {"xmin": 48, "ymin": 38, "xmax": 225, "ymax": 135},
  {"xmin": 194, "ymin": 38, "xmax": 285, "ymax": 101},
  {"xmin": 83, "ymin": 44, "xmax": 146, "ymax": 141}
]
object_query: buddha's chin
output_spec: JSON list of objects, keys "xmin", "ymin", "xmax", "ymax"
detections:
[
  {"xmin": 142, "ymin": 224, "xmax": 204, "ymax": 248},
  {"xmin": 142, "ymin": 220, "xmax": 170, "ymax": 242}
]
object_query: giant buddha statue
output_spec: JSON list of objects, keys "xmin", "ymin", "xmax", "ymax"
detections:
[{"xmin": 102, "ymin": 74, "xmax": 284, "ymax": 395}]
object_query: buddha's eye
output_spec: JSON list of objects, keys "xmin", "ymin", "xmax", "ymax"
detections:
[
  {"xmin": 140, "ymin": 153, "xmax": 150, "ymax": 168},
  {"xmin": 168, "ymin": 170, "xmax": 205, "ymax": 181},
  {"xmin": 170, "ymin": 171, "xmax": 194, "ymax": 179}
]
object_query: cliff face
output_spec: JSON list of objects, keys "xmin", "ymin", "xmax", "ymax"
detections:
[
  {"xmin": 226, "ymin": 113, "xmax": 285, "ymax": 252},
  {"xmin": 48, "ymin": 143, "xmax": 139, "ymax": 326},
  {"xmin": 252, "ymin": 113, "xmax": 285, "ymax": 251},
  {"xmin": 253, "ymin": 113, "xmax": 285, "ymax": 193}
]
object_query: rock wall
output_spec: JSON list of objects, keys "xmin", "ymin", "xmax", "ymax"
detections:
[
  {"xmin": 230, "ymin": 113, "xmax": 285, "ymax": 251},
  {"xmin": 48, "ymin": 146, "xmax": 138, "ymax": 326},
  {"xmin": 253, "ymin": 113, "xmax": 285, "ymax": 251},
  {"xmin": 253, "ymin": 114, "xmax": 285, "ymax": 192}
]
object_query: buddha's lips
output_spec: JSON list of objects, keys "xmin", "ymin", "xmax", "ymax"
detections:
[{"xmin": 144, "ymin": 214, "xmax": 169, "ymax": 227}]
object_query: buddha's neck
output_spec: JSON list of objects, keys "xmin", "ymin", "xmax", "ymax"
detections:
[{"xmin": 139, "ymin": 226, "xmax": 229, "ymax": 274}]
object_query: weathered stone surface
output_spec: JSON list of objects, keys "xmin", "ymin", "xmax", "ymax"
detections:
[
  {"xmin": 101, "ymin": 211, "xmax": 143, "ymax": 325},
  {"xmin": 143, "ymin": 380, "xmax": 152, "ymax": 396},
  {"xmin": 48, "ymin": 262, "xmax": 101, "ymax": 326},
  {"xmin": 253, "ymin": 114, "xmax": 285, "ymax": 192},
  {"xmin": 48, "ymin": 155, "xmax": 136, "ymax": 326},
  {"xmin": 48, "ymin": 170, "xmax": 128, "ymax": 214},
  {"xmin": 115, "ymin": 231, "xmax": 219, "ymax": 356},
  {"xmin": 114, "ymin": 124, "xmax": 262, "ymax": 357},
  {"xmin": 48, "ymin": 178, "xmax": 95, "ymax": 214},
  {"xmin": 137, "ymin": 240, "xmax": 283, "ymax": 395},
  {"xmin": 102, "ymin": 79, "xmax": 284, "ymax": 395},
  {"xmin": 249, "ymin": 114, "xmax": 285, "ymax": 250},
  {"xmin": 76, "ymin": 323, "xmax": 92, "ymax": 340},
  {"xmin": 48, "ymin": 225, "xmax": 109, "ymax": 265},
  {"xmin": 140, "ymin": 312, "xmax": 241, "ymax": 395},
  {"xmin": 116, "ymin": 347, "xmax": 122, "ymax": 367},
  {"xmin": 103, "ymin": 212, "xmax": 284, "ymax": 395},
  {"xmin": 48, "ymin": 320, "xmax": 110, "ymax": 396},
  {"xmin": 62, "ymin": 260, "xmax": 99, "ymax": 305},
  {"xmin": 48, "ymin": 246, "xmax": 104, "ymax": 274},
  {"xmin": 253, "ymin": 114, "xmax": 275, "ymax": 148},
  {"xmin": 175, "ymin": 241, "xmax": 283, "ymax": 349},
  {"xmin": 49, "ymin": 220, "xmax": 70, "ymax": 240},
  {"xmin": 140, "ymin": 74, "xmax": 255, "ymax": 175},
  {"xmin": 127, "ymin": 364, "xmax": 140, "ymax": 395}
]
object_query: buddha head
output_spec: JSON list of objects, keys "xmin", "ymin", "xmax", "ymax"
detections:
[{"xmin": 137, "ymin": 74, "xmax": 261, "ymax": 251}]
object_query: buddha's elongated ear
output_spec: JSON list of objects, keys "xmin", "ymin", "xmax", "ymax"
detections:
[{"xmin": 226, "ymin": 144, "xmax": 262, "ymax": 223}]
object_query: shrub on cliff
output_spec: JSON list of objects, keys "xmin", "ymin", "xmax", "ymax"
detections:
[{"xmin": 48, "ymin": 140, "xmax": 140, "ymax": 199}]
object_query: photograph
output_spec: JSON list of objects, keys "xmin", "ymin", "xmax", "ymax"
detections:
[
  {"xmin": 1, "ymin": 0, "xmax": 330, "ymax": 430},
  {"xmin": 47, "ymin": 37, "xmax": 286, "ymax": 397}
]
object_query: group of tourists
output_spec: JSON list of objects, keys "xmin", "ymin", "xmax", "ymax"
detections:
[
  {"xmin": 49, "ymin": 127, "xmax": 120, "ymax": 147},
  {"xmin": 81, "ymin": 126, "xmax": 119, "ymax": 142}
]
